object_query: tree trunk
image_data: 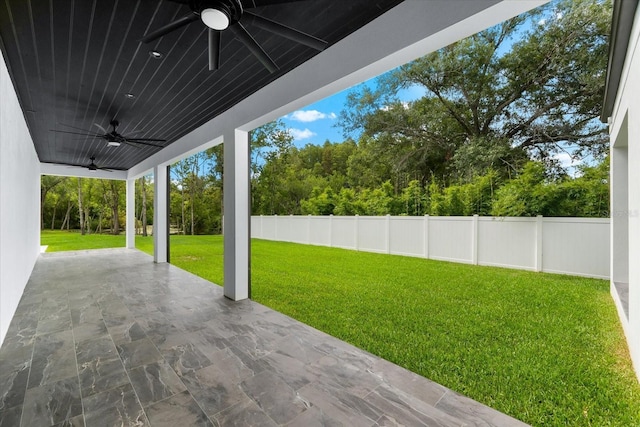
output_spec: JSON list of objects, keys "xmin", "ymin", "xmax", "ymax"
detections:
[
  {"xmin": 60, "ymin": 201, "xmax": 72, "ymax": 230},
  {"xmin": 78, "ymin": 178, "xmax": 85, "ymax": 235},
  {"xmin": 181, "ymin": 187, "xmax": 186, "ymax": 235},
  {"xmin": 50, "ymin": 200, "xmax": 58, "ymax": 230},
  {"xmin": 190, "ymin": 195, "xmax": 195, "ymax": 235},
  {"xmin": 141, "ymin": 176, "xmax": 148, "ymax": 237},
  {"xmin": 88, "ymin": 211, "xmax": 92, "ymax": 233},
  {"xmin": 85, "ymin": 210, "xmax": 91, "ymax": 234},
  {"xmin": 95, "ymin": 210, "xmax": 102, "ymax": 234},
  {"xmin": 84, "ymin": 211, "xmax": 92, "ymax": 234},
  {"xmin": 110, "ymin": 181, "xmax": 120, "ymax": 235}
]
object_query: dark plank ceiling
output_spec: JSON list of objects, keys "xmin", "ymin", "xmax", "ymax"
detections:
[{"xmin": 0, "ymin": 0, "xmax": 404, "ymax": 171}]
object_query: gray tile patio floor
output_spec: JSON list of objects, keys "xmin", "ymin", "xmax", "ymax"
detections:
[{"xmin": 0, "ymin": 248, "xmax": 528, "ymax": 426}]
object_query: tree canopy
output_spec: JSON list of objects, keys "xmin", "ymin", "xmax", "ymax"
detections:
[{"xmin": 339, "ymin": 0, "xmax": 611, "ymax": 184}]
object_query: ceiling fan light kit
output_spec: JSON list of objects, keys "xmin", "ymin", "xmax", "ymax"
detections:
[{"xmin": 201, "ymin": 7, "xmax": 230, "ymax": 30}]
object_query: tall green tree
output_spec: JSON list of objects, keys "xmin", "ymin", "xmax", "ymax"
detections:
[{"xmin": 339, "ymin": 0, "xmax": 611, "ymax": 183}]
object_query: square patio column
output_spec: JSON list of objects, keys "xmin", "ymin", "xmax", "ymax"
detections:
[
  {"xmin": 153, "ymin": 165, "xmax": 169, "ymax": 263},
  {"xmin": 126, "ymin": 178, "xmax": 135, "ymax": 249},
  {"xmin": 223, "ymin": 129, "xmax": 250, "ymax": 300}
]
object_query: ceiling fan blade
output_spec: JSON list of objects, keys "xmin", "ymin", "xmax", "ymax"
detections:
[
  {"xmin": 94, "ymin": 123, "xmax": 108, "ymax": 133},
  {"xmin": 141, "ymin": 13, "xmax": 199, "ymax": 44},
  {"xmin": 50, "ymin": 129, "xmax": 104, "ymax": 138},
  {"xmin": 229, "ymin": 22, "xmax": 278, "ymax": 73},
  {"xmin": 96, "ymin": 167, "xmax": 113, "ymax": 172},
  {"xmin": 244, "ymin": 11, "xmax": 327, "ymax": 51},
  {"xmin": 57, "ymin": 123, "xmax": 95, "ymax": 132},
  {"xmin": 126, "ymin": 137, "xmax": 166, "ymax": 142},
  {"xmin": 208, "ymin": 29, "xmax": 221, "ymax": 71},
  {"xmin": 124, "ymin": 139, "xmax": 165, "ymax": 147},
  {"xmin": 123, "ymin": 141, "xmax": 143, "ymax": 149},
  {"xmin": 64, "ymin": 162, "xmax": 88, "ymax": 168}
]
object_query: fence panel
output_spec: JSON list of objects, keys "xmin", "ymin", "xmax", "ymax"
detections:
[
  {"xmin": 331, "ymin": 217, "xmax": 357, "ymax": 249},
  {"xmin": 283, "ymin": 216, "xmax": 308, "ymax": 244},
  {"xmin": 389, "ymin": 217, "xmax": 425, "ymax": 257},
  {"xmin": 478, "ymin": 217, "xmax": 537, "ymax": 270},
  {"xmin": 261, "ymin": 216, "xmax": 277, "ymax": 240},
  {"xmin": 251, "ymin": 216, "xmax": 262, "ymax": 238},
  {"xmin": 542, "ymin": 218, "xmax": 610, "ymax": 278},
  {"xmin": 358, "ymin": 217, "xmax": 387, "ymax": 253},
  {"xmin": 428, "ymin": 217, "xmax": 473, "ymax": 263},
  {"xmin": 309, "ymin": 216, "xmax": 331, "ymax": 246}
]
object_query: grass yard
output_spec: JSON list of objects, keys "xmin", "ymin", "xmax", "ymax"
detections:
[
  {"xmin": 41, "ymin": 229, "xmax": 126, "ymax": 250},
  {"xmin": 42, "ymin": 231, "xmax": 640, "ymax": 426}
]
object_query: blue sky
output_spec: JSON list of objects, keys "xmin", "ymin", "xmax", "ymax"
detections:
[{"xmin": 279, "ymin": 77, "xmax": 426, "ymax": 147}]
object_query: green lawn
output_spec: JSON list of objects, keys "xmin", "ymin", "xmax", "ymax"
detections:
[
  {"xmin": 41, "ymin": 229, "xmax": 126, "ymax": 250},
  {"xmin": 42, "ymin": 230, "xmax": 640, "ymax": 426}
]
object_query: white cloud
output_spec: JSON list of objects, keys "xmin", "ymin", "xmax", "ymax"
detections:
[
  {"xmin": 289, "ymin": 128, "xmax": 316, "ymax": 140},
  {"xmin": 288, "ymin": 109, "xmax": 337, "ymax": 122},
  {"xmin": 554, "ymin": 152, "xmax": 580, "ymax": 169}
]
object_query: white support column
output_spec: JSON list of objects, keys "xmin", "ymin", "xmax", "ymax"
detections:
[
  {"xmin": 153, "ymin": 165, "xmax": 168, "ymax": 263},
  {"xmin": 126, "ymin": 178, "xmax": 136, "ymax": 249},
  {"xmin": 223, "ymin": 129, "xmax": 250, "ymax": 301}
]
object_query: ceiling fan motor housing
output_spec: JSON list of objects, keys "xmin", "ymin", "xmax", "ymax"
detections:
[{"xmin": 192, "ymin": 0, "xmax": 243, "ymax": 28}]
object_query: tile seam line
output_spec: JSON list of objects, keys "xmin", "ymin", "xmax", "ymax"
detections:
[
  {"xmin": 18, "ymin": 293, "xmax": 42, "ymax": 427},
  {"xmin": 101, "ymin": 290, "xmax": 153, "ymax": 426},
  {"xmin": 69, "ymin": 287, "xmax": 86, "ymax": 426}
]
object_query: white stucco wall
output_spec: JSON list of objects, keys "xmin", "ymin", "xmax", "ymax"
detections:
[
  {"xmin": 609, "ymin": 3, "xmax": 640, "ymax": 377},
  {"xmin": 0, "ymin": 50, "xmax": 41, "ymax": 345}
]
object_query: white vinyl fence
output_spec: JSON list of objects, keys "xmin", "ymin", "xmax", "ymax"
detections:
[{"xmin": 251, "ymin": 215, "xmax": 610, "ymax": 279}]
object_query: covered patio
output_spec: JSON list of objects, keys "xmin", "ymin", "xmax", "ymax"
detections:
[
  {"xmin": 1, "ymin": 249, "xmax": 526, "ymax": 426},
  {"xmin": 1, "ymin": 0, "xmax": 548, "ymax": 425}
]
